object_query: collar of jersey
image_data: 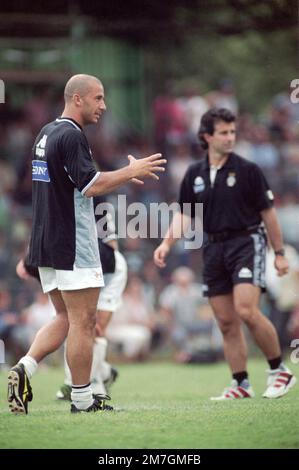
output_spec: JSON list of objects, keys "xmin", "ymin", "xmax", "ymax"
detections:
[
  {"xmin": 203, "ymin": 152, "xmax": 235, "ymax": 170},
  {"xmin": 56, "ymin": 117, "xmax": 82, "ymax": 131}
]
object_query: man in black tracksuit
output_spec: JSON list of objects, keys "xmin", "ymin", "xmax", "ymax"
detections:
[{"xmin": 154, "ymin": 108, "xmax": 296, "ymax": 400}]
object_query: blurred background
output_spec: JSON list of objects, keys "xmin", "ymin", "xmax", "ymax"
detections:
[{"xmin": 0, "ymin": 0, "xmax": 299, "ymax": 366}]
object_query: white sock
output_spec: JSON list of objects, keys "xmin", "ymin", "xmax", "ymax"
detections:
[
  {"xmin": 90, "ymin": 338, "xmax": 107, "ymax": 396},
  {"xmin": 18, "ymin": 356, "xmax": 38, "ymax": 379},
  {"xmin": 92, "ymin": 337, "xmax": 111, "ymax": 382},
  {"xmin": 92, "ymin": 338, "xmax": 111, "ymax": 381},
  {"xmin": 101, "ymin": 360, "xmax": 112, "ymax": 382},
  {"xmin": 63, "ymin": 345, "xmax": 72, "ymax": 386},
  {"xmin": 71, "ymin": 383, "xmax": 93, "ymax": 410}
]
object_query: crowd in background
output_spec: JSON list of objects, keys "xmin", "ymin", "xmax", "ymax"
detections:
[{"xmin": 0, "ymin": 80, "xmax": 299, "ymax": 365}]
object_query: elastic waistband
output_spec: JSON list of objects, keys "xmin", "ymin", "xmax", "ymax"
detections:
[{"xmin": 207, "ymin": 225, "xmax": 261, "ymax": 243}]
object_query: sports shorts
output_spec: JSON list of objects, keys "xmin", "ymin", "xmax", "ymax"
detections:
[
  {"xmin": 38, "ymin": 264, "xmax": 104, "ymax": 293},
  {"xmin": 202, "ymin": 228, "xmax": 266, "ymax": 297},
  {"xmin": 97, "ymin": 251, "xmax": 128, "ymax": 312}
]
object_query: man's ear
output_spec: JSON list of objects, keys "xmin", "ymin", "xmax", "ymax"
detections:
[
  {"xmin": 203, "ymin": 133, "xmax": 211, "ymax": 144},
  {"xmin": 73, "ymin": 93, "xmax": 82, "ymax": 107}
]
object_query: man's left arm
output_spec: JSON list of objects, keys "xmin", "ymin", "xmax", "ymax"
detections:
[{"xmin": 261, "ymin": 207, "xmax": 289, "ymax": 276}]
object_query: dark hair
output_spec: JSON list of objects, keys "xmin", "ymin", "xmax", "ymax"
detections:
[{"xmin": 198, "ymin": 108, "xmax": 236, "ymax": 149}]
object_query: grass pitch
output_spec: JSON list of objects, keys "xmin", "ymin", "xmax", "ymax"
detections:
[{"xmin": 0, "ymin": 359, "xmax": 298, "ymax": 449}]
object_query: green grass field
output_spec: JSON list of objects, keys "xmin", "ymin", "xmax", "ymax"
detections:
[{"xmin": 0, "ymin": 359, "xmax": 298, "ymax": 449}]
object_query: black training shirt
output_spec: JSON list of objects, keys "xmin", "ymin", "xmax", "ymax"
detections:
[
  {"xmin": 28, "ymin": 117, "xmax": 101, "ymax": 270},
  {"xmin": 178, "ymin": 152, "xmax": 274, "ymax": 234}
]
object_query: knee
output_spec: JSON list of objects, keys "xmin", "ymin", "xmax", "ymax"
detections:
[
  {"xmin": 235, "ymin": 302, "xmax": 257, "ymax": 325},
  {"xmin": 217, "ymin": 317, "xmax": 239, "ymax": 336},
  {"xmin": 70, "ymin": 309, "xmax": 97, "ymax": 333},
  {"xmin": 83, "ymin": 312, "xmax": 97, "ymax": 333}
]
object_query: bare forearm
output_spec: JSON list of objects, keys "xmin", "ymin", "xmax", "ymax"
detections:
[
  {"xmin": 162, "ymin": 212, "xmax": 191, "ymax": 248},
  {"xmin": 85, "ymin": 167, "xmax": 134, "ymax": 197},
  {"xmin": 261, "ymin": 207, "xmax": 284, "ymax": 251}
]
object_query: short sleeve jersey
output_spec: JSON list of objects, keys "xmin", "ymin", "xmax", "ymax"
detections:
[
  {"xmin": 178, "ymin": 152, "xmax": 274, "ymax": 233},
  {"xmin": 28, "ymin": 117, "xmax": 101, "ymax": 270}
]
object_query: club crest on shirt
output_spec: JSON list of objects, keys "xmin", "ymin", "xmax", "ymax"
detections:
[
  {"xmin": 227, "ymin": 172, "xmax": 236, "ymax": 187},
  {"xmin": 193, "ymin": 176, "xmax": 205, "ymax": 193}
]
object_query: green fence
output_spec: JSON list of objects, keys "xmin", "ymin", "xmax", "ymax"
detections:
[{"xmin": 0, "ymin": 37, "xmax": 147, "ymax": 133}]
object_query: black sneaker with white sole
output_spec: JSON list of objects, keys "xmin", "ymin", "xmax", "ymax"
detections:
[
  {"xmin": 7, "ymin": 363, "xmax": 33, "ymax": 415},
  {"xmin": 93, "ymin": 394, "xmax": 114, "ymax": 411}
]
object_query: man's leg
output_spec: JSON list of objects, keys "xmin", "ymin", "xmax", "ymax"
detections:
[
  {"xmin": 27, "ymin": 289, "xmax": 69, "ymax": 362},
  {"xmin": 8, "ymin": 289, "xmax": 69, "ymax": 414},
  {"xmin": 91, "ymin": 252, "xmax": 127, "ymax": 394},
  {"xmin": 57, "ymin": 309, "xmax": 115, "ymax": 407},
  {"xmin": 234, "ymin": 283, "xmax": 296, "ymax": 398},
  {"xmin": 233, "ymin": 284, "xmax": 280, "ymax": 359},
  {"xmin": 92, "ymin": 310, "xmax": 113, "ymax": 394},
  {"xmin": 209, "ymin": 293, "xmax": 254, "ymax": 400},
  {"xmin": 209, "ymin": 293, "xmax": 247, "ymax": 374},
  {"xmin": 61, "ymin": 287, "xmax": 99, "ymax": 410}
]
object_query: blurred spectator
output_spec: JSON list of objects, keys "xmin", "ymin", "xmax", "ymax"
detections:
[
  {"xmin": 179, "ymin": 82, "xmax": 209, "ymax": 141},
  {"xmin": 205, "ymin": 78, "xmax": 238, "ymax": 114},
  {"xmin": 277, "ymin": 194, "xmax": 299, "ymax": 249},
  {"xmin": 158, "ymin": 267, "xmax": 222, "ymax": 363},
  {"xmin": 266, "ymin": 245, "xmax": 299, "ymax": 352},
  {"xmin": 106, "ymin": 276, "xmax": 157, "ymax": 360},
  {"xmin": 153, "ymin": 82, "xmax": 186, "ymax": 152},
  {"xmin": 0, "ymin": 282, "xmax": 19, "ymax": 361},
  {"xmin": 23, "ymin": 86, "xmax": 51, "ymax": 133},
  {"xmin": 168, "ymin": 143, "xmax": 194, "ymax": 193},
  {"xmin": 11, "ymin": 291, "xmax": 55, "ymax": 354},
  {"xmin": 249, "ymin": 125, "xmax": 280, "ymax": 170}
]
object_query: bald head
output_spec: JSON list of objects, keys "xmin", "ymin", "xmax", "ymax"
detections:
[{"xmin": 64, "ymin": 74, "xmax": 102, "ymax": 103}]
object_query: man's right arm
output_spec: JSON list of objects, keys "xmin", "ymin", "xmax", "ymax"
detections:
[
  {"xmin": 85, "ymin": 154, "xmax": 166, "ymax": 197},
  {"xmin": 153, "ymin": 212, "xmax": 192, "ymax": 268},
  {"xmin": 154, "ymin": 166, "xmax": 194, "ymax": 268},
  {"xmin": 61, "ymin": 131, "xmax": 165, "ymax": 198}
]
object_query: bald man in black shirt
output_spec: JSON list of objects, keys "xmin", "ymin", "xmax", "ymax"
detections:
[
  {"xmin": 154, "ymin": 108, "xmax": 296, "ymax": 400},
  {"xmin": 8, "ymin": 74, "xmax": 166, "ymax": 414}
]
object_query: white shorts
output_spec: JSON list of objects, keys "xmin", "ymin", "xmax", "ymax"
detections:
[
  {"xmin": 97, "ymin": 251, "xmax": 128, "ymax": 312},
  {"xmin": 38, "ymin": 264, "xmax": 104, "ymax": 293}
]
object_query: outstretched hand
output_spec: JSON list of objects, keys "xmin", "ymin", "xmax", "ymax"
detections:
[{"xmin": 128, "ymin": 153, "xmax": 166, "ymax": 183}]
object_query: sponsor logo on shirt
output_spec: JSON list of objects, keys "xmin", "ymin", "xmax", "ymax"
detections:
[
  {"xmin": 193, "ymin": 176, "xmax": 205, "ymax": 193},
  {"xmin": 35, "ymin": 134, "xmax": 47, "ymax": 158},
  {"xmin": 32, "ymin": 160, "xmax": 50, "ymax": 182},
  {"xmin": 238, "ymin": 267, "xmax": 252, "ymax": 278}
]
